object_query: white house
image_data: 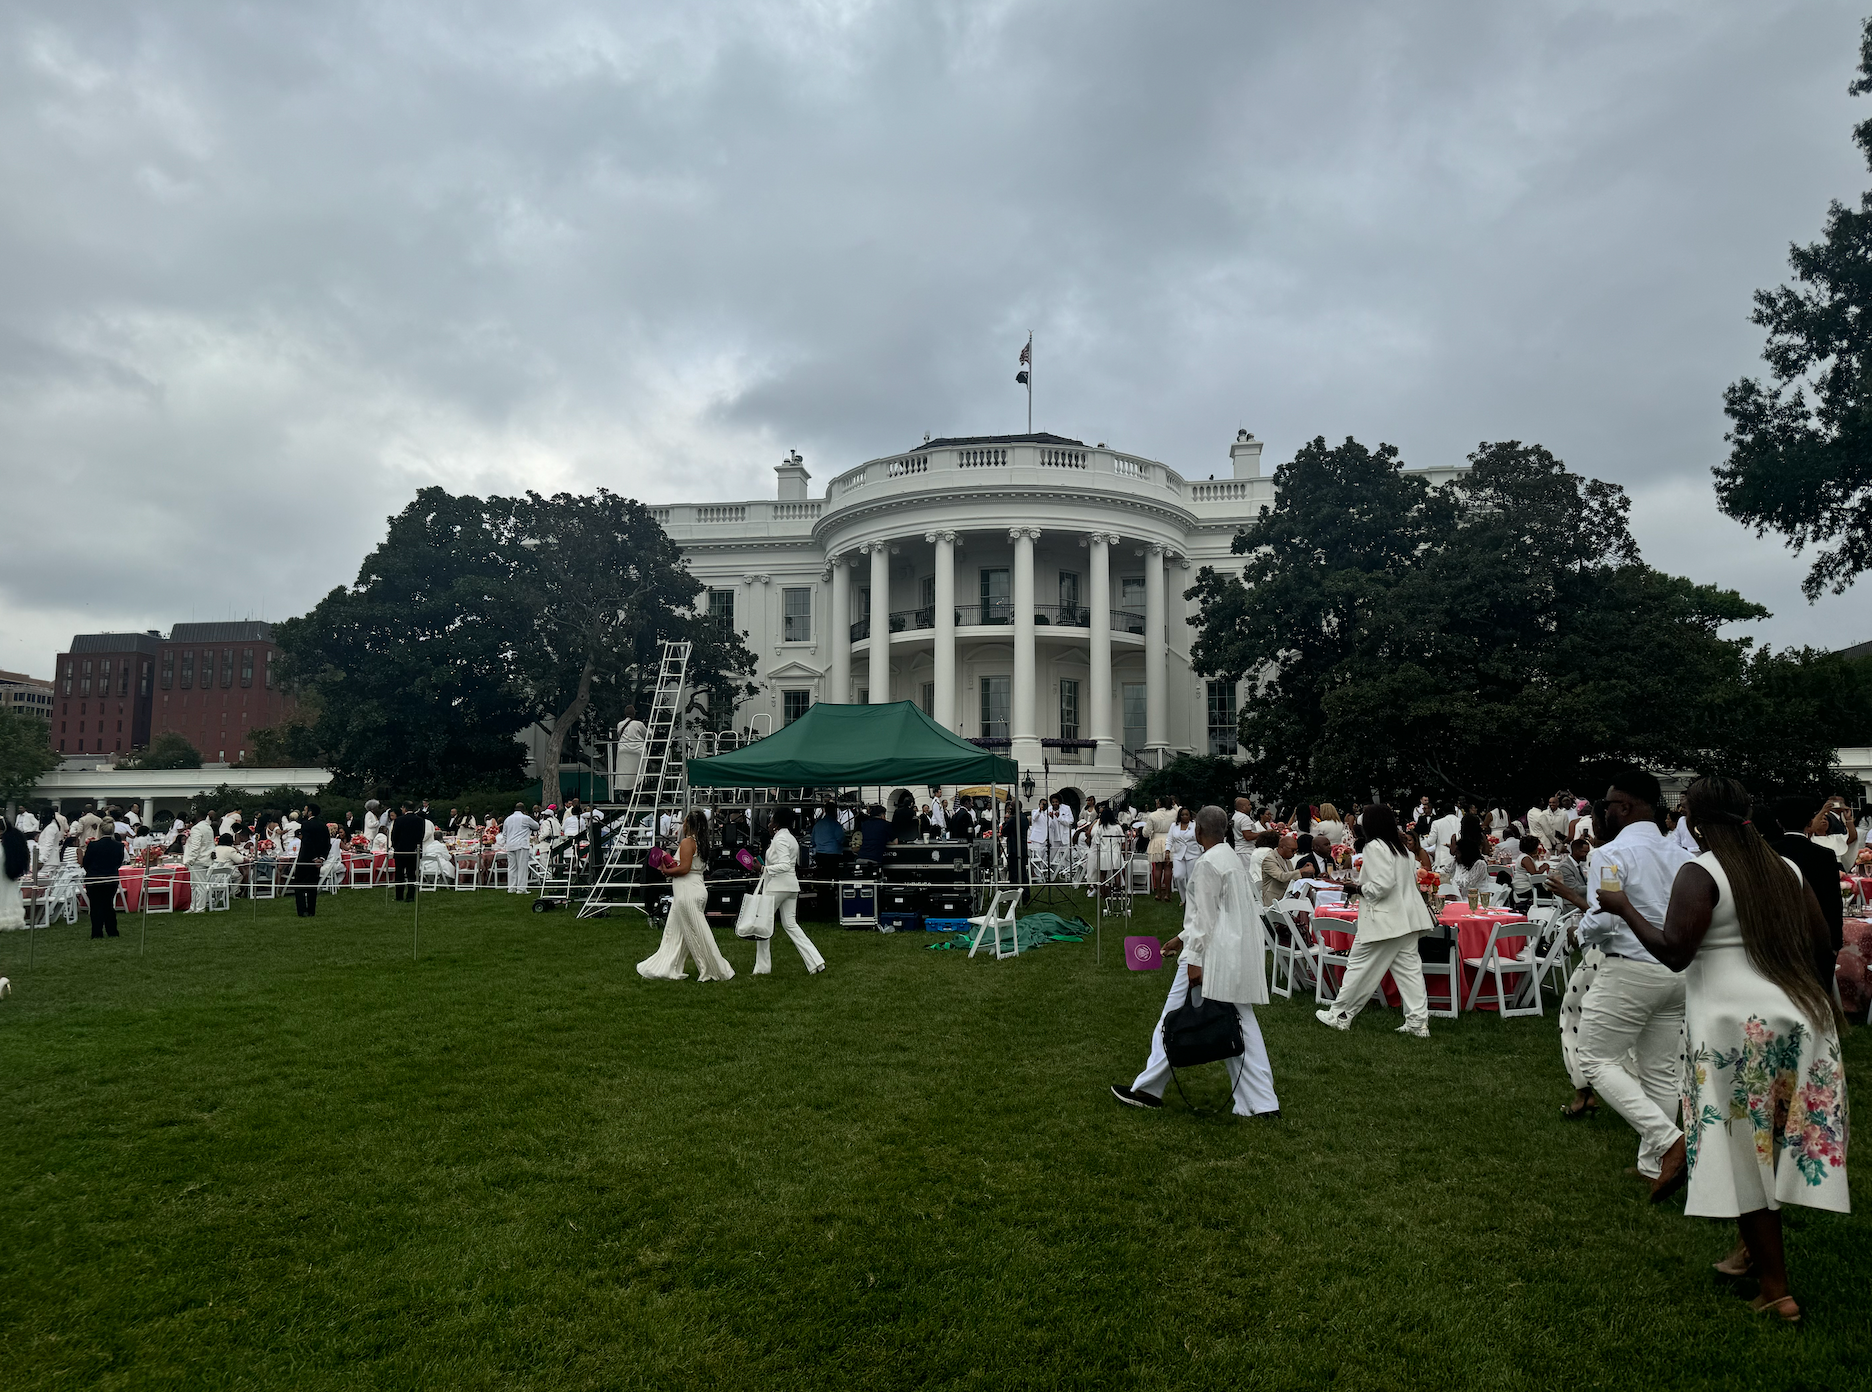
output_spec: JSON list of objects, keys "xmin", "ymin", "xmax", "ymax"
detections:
[{"xmin": 655, "ymin": 430, "xmax": 1465, "ymax": 801}]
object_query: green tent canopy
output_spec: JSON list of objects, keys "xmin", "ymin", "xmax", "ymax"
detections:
[{"xmin": 685, "ymin": 701, "xmax": 1020, "ymax": 789}]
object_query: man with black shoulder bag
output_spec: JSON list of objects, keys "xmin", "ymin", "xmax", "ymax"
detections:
[{"xmin": 1112, "ymin": 805, "xmax": 1281, "ymax": 1118}]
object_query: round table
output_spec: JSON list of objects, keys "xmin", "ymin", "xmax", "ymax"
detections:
[
  {"xmin": 1438, "ymin": 904, "xmax": 1531, "ymax": 1011},
  {"xmin": 118, "ymin": 863, "xmax": 193, "ymax": 912},
  {"xmin": 1310, "ymin": 904, "xmax": 1405, "ymax": 1008}
]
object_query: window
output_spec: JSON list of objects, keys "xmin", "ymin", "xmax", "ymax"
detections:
[
  {"xmin": 241, "ymin": 649, "xmax": 254, "ymax": 687},
  {"xmin": 919, "ymin": 575, "xmax": 935, "ymax": 625},
  {"xmin": 858, "ymin": 687, "xmax": 869, "ymax": 705},
  {"xmin": 920, "ymin": 681, "xmax": 935, "ymax": 716},
  {"xmin": 1058, "ymin": 571, "xmax": 1080, "ymax": 622},
  {"xmin": 782, "ymin": 690, "xmax": 812, "ymax": 725},
  {"xmin": 82, "ymin": 660, "xmax": 92, "ymax": 697},
  {"xmin": 118, "ymin": 661, "xmax": 130, "ymax": 697},
  {"xmin": 980, "ymin": 568, "xmax": 1011, "ymax": 624},
  {"xmin": 140, "ymin": 660, "xmax": 151, "ymax": 697},
  {"xmin": 782, "ymin": 587, "xmax": 812, "ymax": 642},
  {"xmin": 1122, "ymin": 682, "xmax": 1147, "ymax": 751},
  {"xmin": 1059, "ymin": 679, "xmax": 1080, "ymax": 741},
  {"xmin": 221, "ymin": 649, "xmax": 234, "ymax": 688},
  {"xmin": 707, "ymin": 588, "xmax": 735, "ymax": 636},
  {"xmin": 180, "ymin": 650, "xmax": 194, "ymax": 689},
  {"xmin": 264, "ymin": 651, "xmax": 275, "ymax": 690},
  {"xmin": 980, "ymin": 675, "xmax": 1010, "ymax": 738},
  {"xmin": 61, "ymin": 661, "xmax": 72, "ymax": 696},
  {"xmin": 161, "ymin": 651, "xmax": 173, "ymax": 689},
  {"xmin": 1118, "ymin": 577, "xmax": 1146, "ymax": 633},
  {"xmin": 1207, "ymin": 680, "xmax": 1239, "ymax": 755},
  {"xmin": 101, "ymin": 660, "xmax": 113, "ymax": 696}
]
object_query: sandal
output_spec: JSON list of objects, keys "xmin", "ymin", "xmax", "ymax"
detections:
[
  {"xmin": 1560, "ymin": 1098, "xmax": 1598, "ymax": 1121},
  {"xmin": 1748, "ymin": 1294, "xmax": 1800, "ymax": 1323},
  {"xmin": 1713, "ymin": 1245, "xmax": 1754, "ymax": 1279}
]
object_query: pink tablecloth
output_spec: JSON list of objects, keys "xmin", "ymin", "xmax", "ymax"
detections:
[
  {"xmin": 342, "ymin": 852, "xmax": 390, "ymax": 883},
  {"xmin": 1440, "ymin": 905, "xmax": 1530, "ymax": 1011},
  {"xmin": 118, "ymin": 865, "xmax": 192, "ymax": 912}
]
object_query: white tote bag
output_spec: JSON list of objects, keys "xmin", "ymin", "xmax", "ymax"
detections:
[{"xmin": 735, "ymin": 873, "xmax": 775, "ymax": 939}]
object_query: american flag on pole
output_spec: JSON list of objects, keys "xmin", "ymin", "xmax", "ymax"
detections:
[{"xmin": 1015, "ymin": 338, "xmax": 1031, "ymax": 385}]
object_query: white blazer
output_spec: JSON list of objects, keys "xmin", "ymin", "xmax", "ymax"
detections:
[
  {"xmin": 1354, "ymin": 839, "xmax": 1435, "ymax": 943},
  {"xmin": 1179, "ymin": 844, "xmax": 1267, "ymax": 1006},
  {"xmin": 763, "ymin": 828, "xmax": 801, "ymax": 895}
]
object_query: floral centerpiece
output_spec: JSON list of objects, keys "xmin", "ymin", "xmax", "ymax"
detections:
[
  {"xmin": 1857, "ymin": 846, "xmax": 1872, "ymax": 868},
  {"xmin": 350, "ymin": 833, "xmax": 370, "ymax": 852},
  {"xmin": 1416, "ymin": 865, "xmax": 1442, "ymax": 910},
  {"xmin": 138, "ymin": 844, "xmax": 164, "ymax": 868}
]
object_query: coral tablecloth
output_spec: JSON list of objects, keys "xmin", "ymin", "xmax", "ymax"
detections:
[
  {"xmin": 1310, "ymin": 905, "xmax": 1404, "ymax": 1008},
  {"xmin": 117, "ymin": 864, "xmax": 193, "ymax": 913}
]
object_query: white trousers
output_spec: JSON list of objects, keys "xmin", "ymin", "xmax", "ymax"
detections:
[
  {"xmin": 753, "ymin": 892, "xmax": 826, "ymax": 975},
  {"xmin": 1328, "ymin": 933, "xmax": 1429, "ymax": 1029},
  {"xmin": 507, "ymin": 848, "xmax": 530, "ymax": 894},
  {"xmin": 1132, "ymin": 963, "xmax": 1279, "ymax": 1116},
  {"xmin": 1577, "ymin": 955, "xmax": 1684, "ymax": 1177},
  {"xmin": 186, "ymin": 864, "xmax": 210, "ymax": 911}
]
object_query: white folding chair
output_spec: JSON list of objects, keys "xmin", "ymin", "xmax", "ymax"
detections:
[
  {"xmin": 1310, "ymin": 920, "xmax": 1384, "ymax": 1009},
  {"xmin": 319, "ymin": 853, "xmax": 345, "ymax": 894},
  {"xmin": 1419, "ymin": 934, "xmax": 1462, "ymax": 1019},
  {"xmin": 1462, "ymin": 920, "xmax": 1543, "ymax": 1017},
  {"xmin": 1263, "ymin": 903, "xmax": 1316, "ymax": 999},
  {"xmin": 418, "ymin": 856, "xmax": 444, "ymax": 892},
  {"xmin": 967, "ymin": 888, "xmax": 1022, "ymax": 960},
  {"xmin": 1520, "ymin": 905, "xmax": 1570, "ymax": 1004},
  {"xmin": 143, "ymin": 872, "xmax": 175, "ymax": 914},
  {"xmin": 205, "ymin": 868, "xmax": 235, "ymax": 912},
  {"xmin": 348, "ymin": 854, "xmax": 373, "ymax": 888},
  {"xmin": 252, "ymin": 858, "xmax": 280, "ymax": 899},
  {"xmin": 453, "ymin": 848, "xmax": 480, "ymax": 890},
  {"xmin": 1128, "ymin": 854, "xmax": 1151, "ymax": 895}
]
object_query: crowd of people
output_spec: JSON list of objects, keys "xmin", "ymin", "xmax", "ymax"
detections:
[{"xmin": 4, "ymin": 766, "xmax": 1857, "ymax": 1320}]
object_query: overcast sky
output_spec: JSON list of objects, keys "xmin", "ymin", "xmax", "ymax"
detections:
[{"xmin": 4, "ymin": 0, "xmax": 1869, "ymax": 677}]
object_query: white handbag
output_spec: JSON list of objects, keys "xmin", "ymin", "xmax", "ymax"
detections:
[{"xmin": 735, "ymin": 873, "xmax": 775, "ymax": 939}]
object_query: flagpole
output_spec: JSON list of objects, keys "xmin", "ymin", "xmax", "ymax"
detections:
[{"xmin": 1026, "ymin": 331, "xmax": 1033, "ymax": 434}]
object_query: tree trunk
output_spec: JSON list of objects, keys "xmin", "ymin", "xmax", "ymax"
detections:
[{"xmin": 542, "ymin": 657, "xmax": 598, "ymax": 801}]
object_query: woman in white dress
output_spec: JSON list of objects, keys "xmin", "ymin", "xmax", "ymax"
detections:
[
  {"xmin": 1316, "ymin": 804, "xmax": 1435, "ymax": 1037},
  {"xmin": 1145, "ymin": 797, "xmax": 1177, "ymax": 901},
  {"xmin": 751, "ymin": 806, "xmax": 826, "ymax": 976},
  {"xmin": 638, "ymin": 810, "xmax": 735, "ymax": 983},
  {"xmin": 1598, "ymin": 776, "xmax": 1846, "ymax": 1323},
  {"xmin": 1168, "ymin": 808, "xmax": 1199, "ymax": 898},
  {"xmin": 1092, "ymin": 807, "xmax": 1129, "ymax": 898}
]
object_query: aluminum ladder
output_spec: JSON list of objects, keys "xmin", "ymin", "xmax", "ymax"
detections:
[{"xmin": 576, "ymin": 638, "xmax": 693, "ymax": 919}]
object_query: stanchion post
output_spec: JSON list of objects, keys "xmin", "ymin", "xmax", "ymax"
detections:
[{"xmin": 413, "ymin": 870, "xmax": 420, "ymax": 962}]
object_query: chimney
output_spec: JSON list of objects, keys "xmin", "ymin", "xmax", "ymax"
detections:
[
  {"xmin": 775, "ymin": 450, "xmax": 811, "ymax": 501},
  {"xmin": 1229, "ymin": 429, "xmax": 1263, "ymax": 479}
]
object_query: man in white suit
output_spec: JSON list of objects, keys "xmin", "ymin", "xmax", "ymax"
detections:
[
  {"xmin": 182, "ymin": 812, "xmax": 216, "ymax": 912},
  {"xmin": 1112, "ymin": 805, "xmax": 1280, "ymax": 1118}
]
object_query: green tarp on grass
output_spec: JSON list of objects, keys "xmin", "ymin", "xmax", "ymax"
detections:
[{"xmin": 685, "ymin": 701, "xmax": 1020, "ymax": 789}]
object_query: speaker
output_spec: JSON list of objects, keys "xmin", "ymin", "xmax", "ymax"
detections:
[
  {"xmin": 880, "ymin": 885, "xmax": 925, "ymax": 915},
  {"xmin": 925, "ymin": 888, "xmax": 973, "ymax": 918},
  {"xmin": 708, "ymin": 886, "xmax": 746, "ymax": 916},
  {"xmin": 839, "ymin": 881, "xmax": 877, "ymax": 927}
]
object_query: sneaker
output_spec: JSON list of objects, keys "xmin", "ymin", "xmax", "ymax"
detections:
[
  {"xmin": 1314, "ymin": 1008, "xmax": 1351, "ymax": 1031},
  {"xmin": 1395, "ymin": 1022, "xmax": 1430, "ymax": 1039},
  {"xmin": 1110, "ymin": 1084, "xmax": 1163, "ymax": 1109}
]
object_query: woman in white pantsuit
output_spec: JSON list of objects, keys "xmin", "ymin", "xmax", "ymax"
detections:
[
  {"xmin": 752, "ymin": 807, "xmax": 826, "ymax": 976},
  {"xmin": 1316, "ymin": 804, "xmax": 1434, "ymax": 1037}
]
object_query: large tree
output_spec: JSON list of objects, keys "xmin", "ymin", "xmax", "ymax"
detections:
[
  {"xmin": 1189, "ymin": 438, "xmax": 1788, "ymax": 808},
  {"xmin": 276, "ymin": 486, "xmax": 756, "ymax": 797},
  {"xmin": 275, "ymin": 488, "xmax": 534, "ymax": 795},
  {"xmin": 489, "ymin": 488, "xmax": 757, "ymax": 781},
  {"xmin": 1716, "ymin": 17, "xmax": 1872, "ymax": 598}
]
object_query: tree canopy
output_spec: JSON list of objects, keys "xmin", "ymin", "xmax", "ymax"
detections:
[
  {"xmin": 1189, "ymin": 437, "xmax": 1865, "ymax": 808},
  {"xmin": 1716, "ymin": 16, "xmax": 1872, "ymax": 598},
  {"xmin": 119, "ymin": 732, "xmax": 203, "ymax": 771},
  {"xmin": 0, "ymin": 705, "xmax": 60, "ymax": 806},
  {"xmin": 276, "ymin": 487, "xmax": 756, "ymax": 798}
]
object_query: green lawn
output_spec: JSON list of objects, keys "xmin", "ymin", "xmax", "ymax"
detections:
[{"xmin": 2, "ymin": 886, "xmax": 1866, "ymax": 1390}]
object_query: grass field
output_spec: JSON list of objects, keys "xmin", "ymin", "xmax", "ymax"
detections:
[{"xmin": 2, "ymin": 885, "xmax": 1866, "ymax": 1390}]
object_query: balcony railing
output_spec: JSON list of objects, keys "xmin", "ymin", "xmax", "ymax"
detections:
[{"xmin": 855, "ymin": 605, "xmax": 1149, "ymax": 637}]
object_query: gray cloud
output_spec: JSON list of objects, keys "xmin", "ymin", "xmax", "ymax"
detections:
[{"xmin": 3, "ymin": 0, "xmax": 1868, "ymax": 679}]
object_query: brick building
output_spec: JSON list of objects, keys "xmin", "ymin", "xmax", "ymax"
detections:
[
  {"xmin": 52, "ymin": 633, "xmax": 159, "ymax": 756},
  {"xmin": 54, "ymin": 621, "xmax": 294, "ymax": 763}
]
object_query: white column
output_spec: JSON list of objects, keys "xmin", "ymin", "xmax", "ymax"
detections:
[
  {"xmin": 868, "ymin": 542, "xmax": 891, "ymax": 703},
  {"xmin": 142, "ymin": 796, "xmax": 155, "ymax": 823},
  {"xmin": 828, "ymin": 555, "xmax": 851, "ymax": 703},
  {"xmin": 1011, "ymin": 527, "xmax": 1040, "ymax": 766},
  {"xmin": 929, "ymin": 531, "xmax": 956, "ymax": 729},
  {"xmin": 1145, "ymin": 544, "xmax": 1167, "ymax": 761},
  {"xmin": 1087, "ymin": 532, "xmax": 1117, "ymax": 770}
]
